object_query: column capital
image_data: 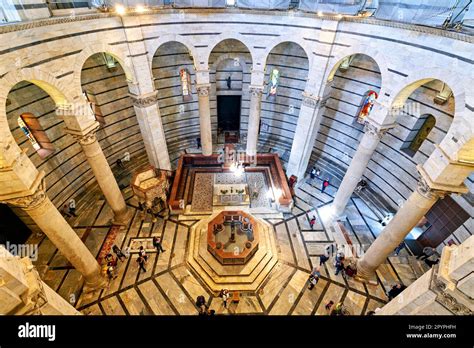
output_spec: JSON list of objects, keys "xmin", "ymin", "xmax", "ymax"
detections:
[
  {"xmin": 416, "ymin": 164, "xmax": 468, "ymax": 199},
  {"xmin": 196, "ymin": 84, "xmax": 211, "ymax": 97},
  {"xmin": 66, "ymin": 123, "xmax": 100, "ymax": 146},
  {"xmin": 363, "ymin": 121, "xmax": 394, "ymax": 140},
  {"xmin": 129, "ymin": 91, "xmax": 159, "ymax": 108},
  {"xmin": 249, "ymin": 85, "xmax": 264, "ymax": 97},
  {"xmin": 301, "ymin": 91, "xmax": 320, "ymax": 108},
  {"xmin": 1, "ymin": 179, "xmax": 47, "ymax": 210}
]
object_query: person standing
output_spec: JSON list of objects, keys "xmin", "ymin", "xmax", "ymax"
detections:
[
  {"xmin": 321, "ymin": 179, "xmax": 330, "ymax": 193},
  {"xmin": 319, "ymin": 248, "xmax": 330, "ymax": 266},
  {"xmin": 136, "ymin": 255, "xmax": 147, "ymax": 273},
  {"xmin": 310, "ymin": 167, "xmax": 317, "ymax": 180},
  {"xmin": 308, "ymin": 267, "xmax": 321, "ymax": 290},
  {"xmin": 112, "ymin": 245, "xmax": 127, "ymax": 262},
  {"xmin": 309, "ymin": 216, "xmax": 317, "ymax": 229},
  {"xmin": 220, "ymin": 289, "xmax": 230, "ymax": 308},
  {"xmin": 138, "ymin": 246, "xmax": 148, "ymax": 262},
  {"xmin": 152, "ymin": 236, "xmax": 166, "ymax": 254},
  {"xmin": 334, "ymin": 252, "xmax": 345, "ymax": 276}
]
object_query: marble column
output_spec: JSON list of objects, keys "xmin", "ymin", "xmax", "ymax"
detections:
[
  {"xmin": 69, "ymin": 125, "xmax": 128, "ymax": 224},
  {"xmin": 197, "ymin": 84, "xmax": 212, "ymax": 156},
  {"xmin": 2, "ymin": 180, "xmax": 106, "ymax": 289},
  {"xmin": 357, "ymin": 176, "xmax": 447, "ymax": 280},
  {"xmin": 332, "ymin": 122, "xmax": 390, "ymax": 218},
  {"xmin": 286, "ymin": 92, "xmax": 322, "ymax": 180},
  {"xmin": 246, "ymin": 85, "xmax": 264, "ymax": 157},
  {"xmin": 129, "ymin": 91, "xmax": 171, "ymax": 170}
]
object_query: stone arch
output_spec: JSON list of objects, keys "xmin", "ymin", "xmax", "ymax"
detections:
[
  {"xmin": 325, "ymin": 43, "xmax": 388, "ymax": 88},
  {"xmin": 262, "ymin": 38, "xmax": 312, "ymax": 69},
  {"xmin": 71, "ymin": 43, "xmax": 134, "ymax": 100},
  {"xmin": 0, "ymin": 68, "xmax": 72, "ymax": 145},
  {"xmin": 205, "ymin": 35, "xmax": 255, "ymax": 69},
  {"xmin": 147, "ymin": 35, "xmax": 199, "ymax": 70},
  {"xmin": 390, "ymin": 70, "xmax": 469, "ymax": 155}
]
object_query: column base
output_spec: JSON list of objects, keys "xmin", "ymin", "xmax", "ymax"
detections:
[
  {"xmin": 112, "ymin": 207, "xmax": 130, "ymax": 226},
  {"xmin": 83, "ymin": 274, "xmax": 108, "ymax": 292},
  {"xmin": 355, "ymin": 260, "xmax": 378, "ymax": 285}
]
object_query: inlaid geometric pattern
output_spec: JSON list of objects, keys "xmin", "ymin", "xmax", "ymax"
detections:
[{"xmin": 32, "ymin": 175, "xmax": 425, "ymax": 315}]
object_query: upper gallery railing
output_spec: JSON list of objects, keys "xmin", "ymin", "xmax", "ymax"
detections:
[{"xmin": 1, "ymin": 0, "xmax": 473, "ymax": 33}]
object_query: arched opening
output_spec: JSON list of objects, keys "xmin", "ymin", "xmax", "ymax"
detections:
[
  {"xmin": 209, "ymin": 39, "xmax": 252, "ymax": 145},
  {"xmin": 152, "ymin": 41, "xmax": 197, "ymax": 166},
  {"xmin": 400, "ymin": 114, "xmax": 436, "ymax": 157},
  {"xmin": 261, "ymin": 41, "xmax": 309, "ymax": 162},
  {"xmin": 81, "ymin": 52, "xmax": 147, "ymax": 187},
  {"xmin": 308, "ymin": 54, "xmax": 381, "ymax": 179}
]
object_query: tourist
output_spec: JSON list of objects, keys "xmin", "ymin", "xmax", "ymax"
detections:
[
  {"xmin": 334, "ymin": 252, "xmax": 345, "ymax": 276},
  {"xmin": 344, "ymin": 263, "xmax": 357, "ymax": 278},
  {"xmin": 136, "ymin": 255, "xmax": 147, "ymax": 273},
  {"xmin": 152, "ymin": 236, "xmax": 166, "ymax": 254},
  {"xmin": 196, "ymin": 295, "xmax": 207, "ymax": 315},
  {"xmin": 68, "ymin": 200, "xmax": 77, "ymax": 217},
  {"xmin": 319, "ymin": 250, "xmax": 330, "ymax": 266},
  {"xmin": 309, "ymin": 216, "xmax": 317, "ymax": 229},
  {"xmin": 417, "ymin": 246, "xmax": 436, "ymax": 261},
  {"xmin": 321, "ymin": 179, "xmax": 330, "ymax": 193},
  {"xmin": 112, "ymin": 245, "xmax": 127, "ymax": 262},
  {"xmin": 105, "ymin": 253, "xmax": 117, "ymax": 267},
  {"xmin": 355, "ymin": 179, "xmax": 367, "ymax": 193},
  {"xmin": 394, "ymin": 241, "xmax": 406, "ymax": 256},
  {"xmin": 387, "ymin": 283, "xmax": 406, "ymax": 300},
  {"xmin": 138, "ymin": 246, "xmax": 148, "ymax": 262},
  {"xmin": 220, "ymin": 289, "xmax": 230, "ymax": 308},
  {"xmin": 60, "ymin": 204, "xmax": 72, "ymax": 218},
  {"xmin": 308, "ymin": 267, "xmax": 321, "ymax": 290},
  {"xmin": 310, "ymin": 167, "xmax": 317, "ymax": 180},
  {"xmin": 325, "ymin": 300, "xmax": 334, "ymax": 314},
  {"xmin": 106, "ymin": 264, "xmax": 116, "ymax": 280},
  {"xmin": 331, "ymin": 302, "xmax": 345, "ymax": 316}
]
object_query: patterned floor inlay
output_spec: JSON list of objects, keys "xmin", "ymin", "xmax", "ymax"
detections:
[
  {"xmin": 31, "ymin": 173, "xmax": 423, "ymax": 315},
  {"xmin": 191, "ymin": 173, "xmax": 214, "ymax": 212}
]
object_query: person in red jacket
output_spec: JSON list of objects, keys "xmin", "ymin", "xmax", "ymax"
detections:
[{"xmin": 321, "ymin": 179, "xmax": 330, "ymax": 193}]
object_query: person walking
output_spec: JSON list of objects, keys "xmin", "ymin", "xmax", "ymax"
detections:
[
  {"xmin": 112, "ymin": 245, "xmax": 127, "ymax": 262},
  {"xmin": 152, "ymin": 236, "xmax": 166, "ymax": 254},
  {"xmin": 136, "ymin": 255, "xmax": 147, "ymax": 273},
  {"xmin": 138, "ymin": 246, "xmax": 148, "ymax": 262},
  {"xmin": 321, "ymin": 179, "xmax": 330, "ymax": 193},
  {"xmin": 387, "ymin": 283, "xmax": 406, "ymax": 300},
  {"xmin": 325, "ymin": 300, "xmax": 334, "ymax": 314},
  {"xmin": 309, "ymin": 216, "xmax": 317, "ymax": 229}
]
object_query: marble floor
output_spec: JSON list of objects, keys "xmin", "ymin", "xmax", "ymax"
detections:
[{"xmin": 32, "ymin": 174, "xmax": 428, "ymax": 316}]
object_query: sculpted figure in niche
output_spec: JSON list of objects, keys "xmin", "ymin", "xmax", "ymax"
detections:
[{"xmin": 357, "ymin": 90, "xmax": 378, "ymax": 124}]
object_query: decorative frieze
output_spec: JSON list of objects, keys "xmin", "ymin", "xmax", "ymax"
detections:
[
  {"xmin": 129, "ymin": 91, "xmax": 159, "ymax": 108},
  {"xmin": 431, "ymin": 267, "xmax": 472, "ymax": 315},
  {"xmin": 249, "ymin": 86, "xmax": 264, "ymax": 98}
]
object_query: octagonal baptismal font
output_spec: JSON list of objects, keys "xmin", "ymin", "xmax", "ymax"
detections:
[{"xmin": 187, "ymin": 210, "xmax": 278, "ymax": 294}]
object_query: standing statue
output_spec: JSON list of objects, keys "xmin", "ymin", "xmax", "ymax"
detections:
[{"xmin": 226, "ymin": 75, "xmax": 232, "ymax": 90}]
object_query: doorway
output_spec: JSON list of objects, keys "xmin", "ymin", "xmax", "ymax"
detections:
[
  {"xmin": 217, "ymin": 95, "xmax": 241, "ymax": 143},
  {"xmin": 0, "ymin": 204, "xmax": 32, "ymax": 245}
]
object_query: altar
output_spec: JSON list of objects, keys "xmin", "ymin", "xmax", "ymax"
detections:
[{"xmin": 213, "ymin": 183, "xmax": 250, "ymax": 206}]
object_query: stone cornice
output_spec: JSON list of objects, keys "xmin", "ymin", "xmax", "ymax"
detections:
[{"xmin": 0, "ymin": 8, "xmax": 471, "ymax": 44}]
